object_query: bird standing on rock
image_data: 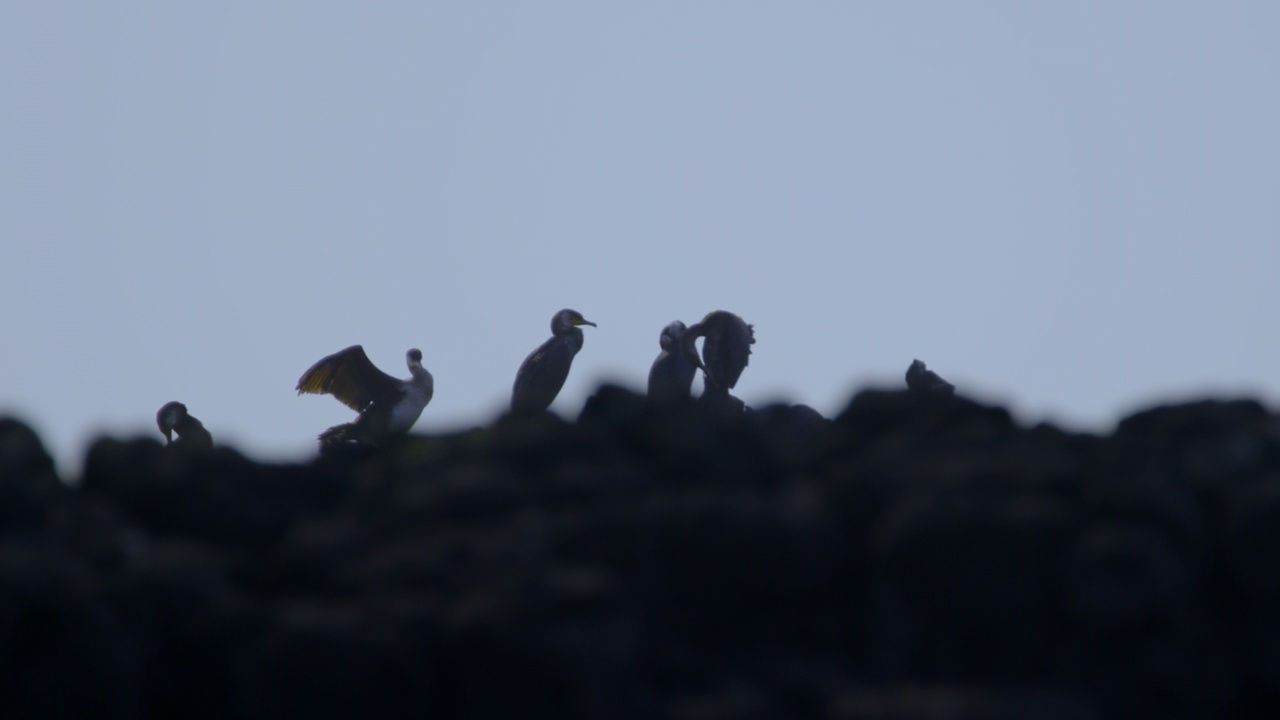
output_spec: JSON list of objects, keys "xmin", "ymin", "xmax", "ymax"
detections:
[
  {"xmin": 905, "ymin": 359, "xmax": 955, "ymax": 395},
  {"xmin": 296, "ymin": 345, "xmax": 434, "ymax": 449},
  {"xmin": 156, "ymin": 401, "xmax": 213, "ymax": 450},
  {"xmin": 681, "ymin": 310, "xmax": 755, "ymax": 404},
  {"xmin": 512, "ymin": 309, "xmax": 596, "ymax": 415},
  {"xmin": 648, "ymin": 320, "xmax": 696, "ymax": 403}
]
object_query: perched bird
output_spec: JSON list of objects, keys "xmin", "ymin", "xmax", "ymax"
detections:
[
  {"xmin": 156, "ymin": 401, "xmax": 213, "ymax": 450},
  {"xmin": 296, "ymin": 346, "xmax": 434, "ymax": 448},
  {"xmin": 905, "ymin": 359, "xmax": 955, "ymax": 395},
  {"xmin": 680, "ymin": 310, "xmax": 755, "ymax": 399},
  {"xmin": 512, "ymin": 309, "xmax": 596, "ymax": 414},
  {"xmin": 647, "ymin": 320, "xmax": 696, "ymax": 402}
]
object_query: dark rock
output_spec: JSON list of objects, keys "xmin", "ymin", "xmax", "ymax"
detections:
[
  {"xmin": 0, "ymin": 394, "xmax": 1278, "ymax": 718},
  {"xmin": 830, "ymin": 685, "xmax": 1104, "ymax": 720},
  {"xmin": 0, "ymin": 418, "xmax": 66, "ymax": 531},
  {"xmin": 0, "ymin": 546, "xmax": 141, "ymax": 719}
]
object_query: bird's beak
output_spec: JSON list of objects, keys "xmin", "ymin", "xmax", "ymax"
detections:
[
  {"xmin": 577, "ymin": 318, "xmax": 597, "ymax": 327},
  {"xmin": 162, "ymin": 428, "xmax": 173, "ymax": 444}
]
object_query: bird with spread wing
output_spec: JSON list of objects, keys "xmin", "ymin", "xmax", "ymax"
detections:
[{"xmin": 296, "ymin": 345, "xmax": 434, "ymax": 449}]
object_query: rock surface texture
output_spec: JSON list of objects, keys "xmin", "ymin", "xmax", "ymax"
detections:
[{"xmin": 2, "ymin": 388, "xmax": 1280, "ymax": 719}]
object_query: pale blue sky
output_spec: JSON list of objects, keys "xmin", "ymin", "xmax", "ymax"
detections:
[{"xmin": 4, "ymin": 2, "xmax": 1278, "ymax": 472}]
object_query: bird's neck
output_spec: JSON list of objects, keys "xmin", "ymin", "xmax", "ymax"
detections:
[
  {"xmin": 563, "ymin": 327, "xmax": 585, "ymax": 351},
  {"xmin": 409, "ymin": 364, "xmax": 434, "ymax": 390}
]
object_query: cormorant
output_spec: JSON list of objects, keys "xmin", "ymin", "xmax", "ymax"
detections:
[
  {"xmin": 156, "ymin": 401, "xmax": 213, "ymax": 450},
  {"xmin": 296, "ymin": 346, "xmax": 434, "ymax": 448},
  {"xmin": 905, "ymin": 359, "xmax": 955, "ymax": 394},
  {"xmin": 512, "ymin": 309, "xmax": 596, "ymax": 414},
  {"xmin": 647, "ymin": 320, "xmax": 696, "ymax": 402},
  {"xmin": 680, "ymin": 310, "xmax": 755, "ymax": 400}
]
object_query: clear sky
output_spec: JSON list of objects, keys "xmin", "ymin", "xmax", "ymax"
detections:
[{"xmin": 4, "ymin": 2, "xmax": 1278, "ymax": 473}]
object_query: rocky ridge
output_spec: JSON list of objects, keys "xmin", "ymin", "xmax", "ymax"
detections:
[{"xmin": 2, "ymin": 386, "xmax": 1279, "ymax": 719}]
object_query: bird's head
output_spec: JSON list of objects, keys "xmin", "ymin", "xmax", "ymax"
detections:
[
  {"xmin": 156, "ymin": 401, "xmax": 188, "ymax": 443},
  {"xmin": 659, "ymin": 321, "xmax": 686, "ymax": 350},
  {"xmin": 553, "ymin": 309, "xmax": 597, "ymax": 333}
]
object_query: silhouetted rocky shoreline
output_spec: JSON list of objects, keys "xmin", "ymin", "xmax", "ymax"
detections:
[{"xmin": 3, "ymin": 387, "xmax": 1280, "ymax": 719}]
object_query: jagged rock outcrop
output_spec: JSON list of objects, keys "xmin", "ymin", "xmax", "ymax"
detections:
[{"xmin": 2, "ymin": 388, "xmax": 1279, "ymax": 719}]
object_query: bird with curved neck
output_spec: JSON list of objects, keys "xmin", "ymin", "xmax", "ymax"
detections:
[
  {"xmin": 512, "ymin": 308, "xmax": 596, "ymax": 415},
  {"xmin": 156, "ymin": 401, "xmax": 213, "ymax": 450},
  {"xmin": 296, "ymin": 346, "xmax": 434, "ymax": 449},
  {"xmin": 648, "ymin": 320, "xmax": 696, "ymax": 403},
  {"xmin": 680, "ymin": 310, "xmax": 755, "ymax": 407}
]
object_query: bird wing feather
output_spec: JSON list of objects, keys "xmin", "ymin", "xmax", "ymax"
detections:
[
  {"xmin": 704, "ymin": 315, "xmax": 754, "ymax": 391},
  {"xmin": 724, "ymin": 319, "xmax": 754, "ymax": 390},
  {"xmin": 512, "ymin": 339, "xmax": 574, "ymax": 412},
  {"xmin": 296, "ymin": 345, "xmax": 403, "ymax": 412}
]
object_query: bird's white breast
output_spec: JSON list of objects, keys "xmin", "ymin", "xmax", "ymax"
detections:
[{"xmin": 388, "ymin": 388, "xmax": 431, "ymax": 433}]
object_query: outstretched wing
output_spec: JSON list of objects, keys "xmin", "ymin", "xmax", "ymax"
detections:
[{"xmin": 296, "ymin": 345, "xmax": 403, "ymax": 412}]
